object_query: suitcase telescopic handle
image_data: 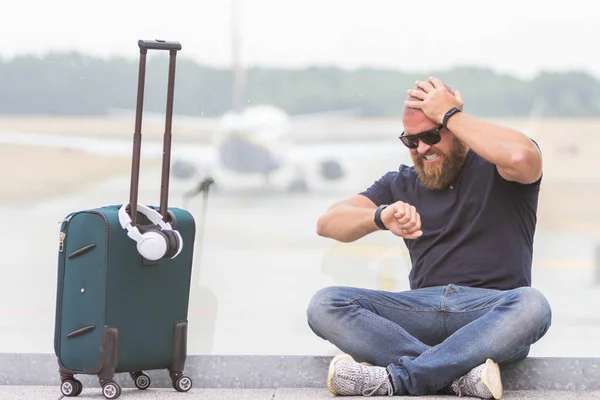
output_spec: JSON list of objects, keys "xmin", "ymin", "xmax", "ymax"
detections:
[
  {"xmin": 138, "ymin": 39, "xmax": 182, "ymax": 52},
  {"xmin": 129, "ymin": 39, "xmax": 181, "ymax": 225}
]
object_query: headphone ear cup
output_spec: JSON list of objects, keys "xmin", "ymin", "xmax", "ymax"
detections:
[
  {"xmin": 162, "ymin": 230, "xmax": 181, "ymax": 259},
  {"xmin": 137, "ymin": 230, "xmax": 168, "ymax": 261},
  {"xmin": 171, "ymin": 230, "xmax": 183, "ymax": 258}
]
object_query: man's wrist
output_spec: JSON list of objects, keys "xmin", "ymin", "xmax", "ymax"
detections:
[
  {"xmin": 374, "ymin": 205, "xmax": 388, "ymax": 230},
  {"xmin": 442, "ymin": 107, "xmax": 462, "ymax": 129}
]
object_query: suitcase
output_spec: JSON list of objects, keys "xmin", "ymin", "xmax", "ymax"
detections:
[{"xmin": 53, "ymin": 39, "xmax": 195, "ymax": 400}]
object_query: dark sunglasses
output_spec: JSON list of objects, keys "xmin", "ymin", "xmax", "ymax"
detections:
[{"xmin": 398, "ymin": 125, "xmax": 443, "ymax": 149}]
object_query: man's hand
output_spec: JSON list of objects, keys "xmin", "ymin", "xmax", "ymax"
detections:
[
  {"xmin": 380, "ymin": 201, "xmax": 422, "ymax": 239},
  {"xmin": 404, "ymin": 76, "xmax": 463, "ymax": 124}
]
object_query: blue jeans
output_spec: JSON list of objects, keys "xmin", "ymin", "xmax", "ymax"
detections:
[{"xmin": 306, "ymin": 284, "xmax": 552, "ymax": 396}]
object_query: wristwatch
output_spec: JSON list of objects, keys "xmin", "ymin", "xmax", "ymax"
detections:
[
  {"xmin": 374, "ymin": 205, "xmax": 389, "ymax": 230},
  {"xmin": 442, "ymin": 107, "xmax": 462, "ymax": 129}
]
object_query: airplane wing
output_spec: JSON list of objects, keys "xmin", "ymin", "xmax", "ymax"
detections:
[
  {"xmin": 287, "ymin": 138, "xmax": 412, "ymax": 183},
  {"xmin": 288, "ymin": 107, "xmax": 363, "ymax": 122},
  {"xmin": 286, "ymin": 113, "xmax": 411, "ymax": 179},
  {"xmin": 106, "ymin": 108, "xmax": 216, "ymax": 136},
  {"xmin": 0, "ymin": 130, "xmax": 218, "ymax": 167},
  {"xmin": 290, "ymin": 139, "xmax": 408, "ymax": 164}
]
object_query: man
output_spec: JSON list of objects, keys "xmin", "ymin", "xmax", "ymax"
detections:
[{"xmin": 307, "ymin": 77, "xmax": 552, "ymax": 398}]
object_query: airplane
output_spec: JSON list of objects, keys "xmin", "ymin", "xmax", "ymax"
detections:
[
  {"xmin": 2, "ymin": 1, "xmax": 547, "ymax": 200},
  {"xmin": 101, "ymin": 0, "xmax": 407, "ymax": 196},
  {"xmin": 0, "ymin": 0, "xmax": 409, "ymax": 198}
]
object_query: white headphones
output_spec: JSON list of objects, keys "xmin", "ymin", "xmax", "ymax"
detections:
[{"xmin": 118, "ymin": 203, "xmax": 183, "ymax": 261}]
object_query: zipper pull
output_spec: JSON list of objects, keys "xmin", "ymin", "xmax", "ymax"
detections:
[
  {"xmin": 59, "ymin": 231, "xmax": 66, "ymax": 252},
  {"xmin": 58, "ymin": 215, "xmax": 74, "ymax": 224},
  {"xmin": 58, "ymin": 214, "xmax": 74, "ymax": 252}
]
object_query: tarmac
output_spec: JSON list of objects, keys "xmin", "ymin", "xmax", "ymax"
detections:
[{"xmin": 1, "ymin": 164, "xmax": 600, "ymax": 358}]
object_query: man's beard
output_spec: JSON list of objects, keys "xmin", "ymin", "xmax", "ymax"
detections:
[{"xmin": 412, "ymin": 140, "xmax": 468, "ymax": 191}]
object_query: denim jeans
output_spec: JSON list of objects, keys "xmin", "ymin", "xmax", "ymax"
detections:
[{"xmin": 306, "ymin": 284, "xmax": 552, "ymax": 396}]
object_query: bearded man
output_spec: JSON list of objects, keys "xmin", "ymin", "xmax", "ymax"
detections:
[{"xmin": 308, "ymin": 77, "xmax": 552, "ymax": 398}]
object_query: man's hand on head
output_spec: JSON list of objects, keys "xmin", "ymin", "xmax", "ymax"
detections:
[
  {"xmin": 404, "ymin": 77, "xmax": 463, "ymax": 124},
  {"xmin": 381, "ymin": 201, "xmax": 422, "ymax": 239}
]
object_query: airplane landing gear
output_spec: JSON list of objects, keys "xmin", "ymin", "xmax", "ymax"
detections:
[
  {"xmin": 287, "ymin": 179, "xmax": 308, "ymax": 193},
  {"xmin": 182, "ymin": 176, "xmax": 215, "ymax": 208}
]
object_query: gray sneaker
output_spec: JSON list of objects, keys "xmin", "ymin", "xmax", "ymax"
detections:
[
  {"xmin": 327, "ymin": 354, "xmax": 394, "ymax": 397},
  {"xmin": 450, "ymin": 358, "xmax": 503, "ymax": 399}
]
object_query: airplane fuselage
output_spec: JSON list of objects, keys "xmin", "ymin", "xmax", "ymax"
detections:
[
  {"xmin": 218, "ymin": 134, "xmax": 282, "ymax": 174},
  {"xmin": 171, "ymin": 104, "xmax": 351, "ymax": 193},
  {"xmin": 214, "ymin": 104, "xmax": 291, "ymax": 176}
]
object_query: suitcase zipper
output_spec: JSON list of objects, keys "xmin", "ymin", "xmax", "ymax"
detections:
[
  {"xmin": 57, "ymin": 210, "xmax": 109, "ymax": 278},
  {"xmin": 58, "ymin": 211, "xmax": 109, "ymax": 251},
  {"xmin": 58, "ymin": 213, "xmax": 75, "ymax": 253},
  {"xmin": 59, "ymin": 231, "xmax": 66, "ymax": 252}
]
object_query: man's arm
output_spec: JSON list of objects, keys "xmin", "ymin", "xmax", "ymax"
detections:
[
  {"xmin": 445, "ymin": 112, "xmax": 542, "ymax": 185},
  {"xmin": 316, "ymin": 195, "xmax": 380, "ymax": 243},
  {"xmin": 406, "ymin": 77, "xmax": 543, "ymax": 185}
]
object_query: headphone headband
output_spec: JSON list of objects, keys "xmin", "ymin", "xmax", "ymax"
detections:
[
  {"xmin": 118, "ymin": 203, "xmax": 182, "ymax": 261},
  {"xmin": 118, "ymin": 203, "xmax": 170, "ymax": 230}
]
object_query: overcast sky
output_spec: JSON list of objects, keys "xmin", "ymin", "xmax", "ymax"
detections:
[{"xmin": 3, "ymin": 0, "xmax": 599, "ymax": 79}]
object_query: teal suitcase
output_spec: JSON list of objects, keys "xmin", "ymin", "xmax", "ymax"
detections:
[{"xmin": 53, "ymin": 40, "xmax": 195, "ymax": 399}]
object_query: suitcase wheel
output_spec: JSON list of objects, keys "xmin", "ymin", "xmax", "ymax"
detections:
[
  {"xmin": 60, "ymin": 378, "xmax": 83, "ymax": 397},
  {"xmin": 131, "ymin": 372, "xmax": 151, "ymax": 390},
  {"xmin": 172, "ymin": 374, "xmax": 193, "ymax": 392},
  {"xmin": 101, "ymin": 380, "xmax": 122, "ymax": 400}
]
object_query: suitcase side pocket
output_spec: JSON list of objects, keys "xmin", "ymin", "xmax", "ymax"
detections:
[
  {"xmin": 54, "ymin": 212, "xmax": 77, "ymax": 358},
  {"xmin": 55, "ymin": 211, "xmax": 109, "ymax": 374}
]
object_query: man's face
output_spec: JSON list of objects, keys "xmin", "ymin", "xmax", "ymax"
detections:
[{"xmin": 402, "ymin": 110, "xmax": 468, "ymax": 190}]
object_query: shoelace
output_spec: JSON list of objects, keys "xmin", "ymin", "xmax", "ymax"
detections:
[
  {"xmin": 361, "ymin": 375, "xmax": 394, "ymax": 397},
  {"xmin": 454, "ymin": 376, "xmax": 467, "ymax": 398}
]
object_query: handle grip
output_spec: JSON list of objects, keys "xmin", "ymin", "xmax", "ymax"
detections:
[{"xmin": 138, "ymin": 39, "xmax": 182, "ymax": 52}]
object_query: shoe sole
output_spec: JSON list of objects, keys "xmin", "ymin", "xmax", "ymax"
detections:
[
  {"xmin": 481, "ymin": 358, "xmax": 503, "ymax": 399},
  {"xmin": 327, "ymin": 354, "xmax": 354, "ymax": 395}
]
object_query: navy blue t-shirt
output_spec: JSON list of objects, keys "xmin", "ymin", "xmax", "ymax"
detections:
[{"xmin": 359, "ymin": 150, "xmax": 541, "ymax": 291}]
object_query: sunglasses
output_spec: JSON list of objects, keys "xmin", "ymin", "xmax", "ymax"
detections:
[{"xmin": 398, "ymin": 125, "xmax": 443, "ymax": 149}]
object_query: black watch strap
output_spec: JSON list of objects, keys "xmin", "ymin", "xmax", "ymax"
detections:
[
  {"xmin": 442, "ymin": 107, "xmax": 462, "ymax": 129},
  {"xmin": 374, "ymin": 205, "xmax": 389, "ymax": 230}
]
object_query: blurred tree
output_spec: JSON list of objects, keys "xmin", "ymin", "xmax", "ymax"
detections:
[{"xmin": 1, "ymin": 52, "xmax": 599, "ymax": 117}]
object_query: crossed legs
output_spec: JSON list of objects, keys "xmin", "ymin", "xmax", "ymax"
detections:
[{"xmin": 306, "ymin": 284, "xmax": 552, "ymax": 396}]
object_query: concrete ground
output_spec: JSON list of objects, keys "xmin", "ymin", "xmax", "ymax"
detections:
[{"xmin": 2, "ymin": 387, "xmax": 600, "ymax": 399}]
